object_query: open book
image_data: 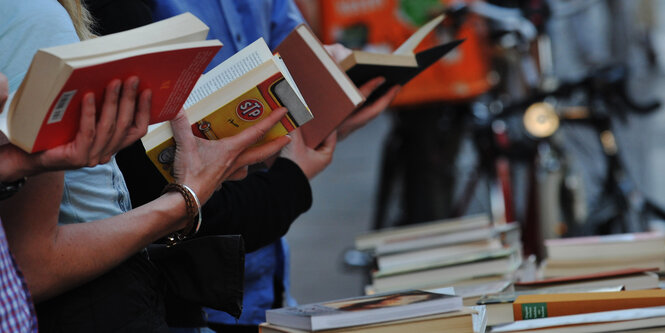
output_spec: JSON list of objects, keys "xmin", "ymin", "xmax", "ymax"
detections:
[
  {"xmin": 2, "ymin": 13, "xmax": 221, "ymax": 153},
  {"xmin": 339, "ymin": 15, "xmax": 464, "ymax": 102},
  {"xmin": 141, "ymin": 38, "xmax": 313, "ymax": 182}
]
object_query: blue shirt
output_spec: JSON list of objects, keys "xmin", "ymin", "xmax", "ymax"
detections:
[{"xmin": 152, "ymin": 0, "xmax": 304, "ymax": 325}]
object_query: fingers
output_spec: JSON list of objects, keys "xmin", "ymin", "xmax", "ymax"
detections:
[
  {"xmin": 226, "ymin": 166, "xmax": 249, "ymax": 181},
  {"xmin": 0, "ymin": 73, "xmax": 8, "ymax": 113},
  {"xmin": 355, "ymin": 85, "xmax": 400, "ymax": 124},
  {"xmin": 224, "ymin": 107, "xmax": 288, "ymax": 149},
  {"xmin": 338, "ymin": 85, "xmax": 400, "ymax": 141},
  {"xmin": 323, "ymin": 43, "xmax": 352, "ymax": 62},
  {"xmin": 72, "ymin": 93, "xmax": 97, "ymax": 166},
  {"xmin": 102, "ymin": 77, "xmax": 139, "ymax": 157},
  {"xmin": 88, "ymin": 79, "xmax": 121, "ymax": 162},
  {"xmin": 169, "ymin": 109, "xmax": 195, "ymax": 152},
  {"xmin": 228, "ymin": 135, "xmax": 291, "ymax": 177},
  {"xmin": 358, "ymin": 77, "xmax": 386, "ymax": 98},
  {"xmin": 120, "ymin": 89, "xmax": 151, "ymax": 149},
  {"xmin": 317, "ymin": 130, "xmax": 337, "ymax": 154}
]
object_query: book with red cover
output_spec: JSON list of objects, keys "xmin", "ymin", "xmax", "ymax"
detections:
[
  {"xmin": 4, "ymin": 13, "xmax": 221, "ymax": 153},
  {"xmin": 274, "ymin": 24, "xmax": 365, "ymax": 148}
]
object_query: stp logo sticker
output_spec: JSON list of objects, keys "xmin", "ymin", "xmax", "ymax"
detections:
[{"xmin": 236, "ymin": 99, "xmax": 264, "ymax": 121}]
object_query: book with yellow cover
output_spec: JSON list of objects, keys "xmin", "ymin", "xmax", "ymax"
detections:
[{"xmin": 141, "ymin": 38, "xmax": 313, "ymax": 181}]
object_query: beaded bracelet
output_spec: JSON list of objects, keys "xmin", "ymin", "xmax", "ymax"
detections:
[{"xmin": 162, "ymin": 183, "xmax": 202, "ymax": 245}]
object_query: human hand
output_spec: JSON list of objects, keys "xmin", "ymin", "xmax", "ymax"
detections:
[
  {"xmin": 337, "ymin": 77, "xmax": 400, "ymax": 141},
  {"xmin": 280, "ymin": 128, "xmax": 337, "ymax": 179},
  {"xmin": 169, "ymin": 107, "xmax": 291, "ymax": 203},
  {"xmin": 0, "ymin": 76, "xmax": 151, "ymax": 182},
  {"xmin": 323, "ymin": 43, "xmax": 352, "ymax": 63}
]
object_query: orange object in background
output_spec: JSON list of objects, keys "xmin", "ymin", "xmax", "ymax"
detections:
[{"xmin": 297, "ymin": 0, "xmax": 493, "ymax": 106}]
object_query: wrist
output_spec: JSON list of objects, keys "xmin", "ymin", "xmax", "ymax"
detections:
[{"xmin": 161, "ymin": 183, "xmax": 202, "ymax": 245}]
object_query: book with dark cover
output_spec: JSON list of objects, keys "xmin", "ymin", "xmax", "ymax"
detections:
[{"xmin": 342, "ymin": 39, "xmax": 464, "ymax": 103}]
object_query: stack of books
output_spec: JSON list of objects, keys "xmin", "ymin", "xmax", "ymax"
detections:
[
  {"xmin": 543, "ymin": 231, "xmax": 665, "ymax": 277},
  {"xmin": 260, "ymin": 290, "xmax": 487, "ymax": 333},
  {"xmin": 355, "ymin": 215, "xmax": 523, "ymax": 294}
]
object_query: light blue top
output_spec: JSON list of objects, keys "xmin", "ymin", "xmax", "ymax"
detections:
[
  {"xmin": 152, "ymin": 0, "xmax": 304, "ymax": 325},
  {"xmin": 0, "ymin": 0, "xmax": 132, "ymax": 223}
]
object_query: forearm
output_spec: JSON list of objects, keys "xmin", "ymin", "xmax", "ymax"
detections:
[{"xmin": 0, "ymin": 171, "xmax": 188, "ymax": 302}]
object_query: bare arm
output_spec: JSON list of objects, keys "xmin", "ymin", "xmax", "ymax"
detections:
[
  {"xmin": 0, "ymin": 73, "xmax": 290, "ymax": 301},
  {"xmin": 0, "ymin": 171, "xmax": 187, "ymax": 302}
]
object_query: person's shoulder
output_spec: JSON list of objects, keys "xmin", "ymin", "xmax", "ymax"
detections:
[
  {"xmin": 0, "ymin": 2, "xmax": 79, "ymax": 90},
  {"xmin": 1, "ymin": 0, "xmax": 74, "ymax": 29}
]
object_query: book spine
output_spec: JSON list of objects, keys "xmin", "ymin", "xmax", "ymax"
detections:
[{"xmin": 513, "ymin": 297, "xmax": 665, "ymax": 320}]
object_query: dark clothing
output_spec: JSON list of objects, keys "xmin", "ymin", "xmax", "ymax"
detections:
[
  {"xmin": 116, "ymin": 142, "xmax": 313, "ymax": 253},
  {"xmin": 37, "ymin": 253, "xmax": 169, "ymax": 333},
  {"xmin": 86, "ymin": 0, "xmax": 153, "ymax": 36}
]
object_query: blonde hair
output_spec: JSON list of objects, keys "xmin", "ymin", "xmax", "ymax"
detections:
[{"xmin": 57, "ymin": 0, "xmax": 96, "ymax": 40}]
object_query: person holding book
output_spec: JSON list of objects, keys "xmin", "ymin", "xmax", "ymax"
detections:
[
  {"xmin": 0, "ymin": 1, "xmax": 295, "ymax": 331},
  {"xmin": 144, "ymin": 1, "xmax": 401, "ymax": 332},
  {"xmin": 0, "ymin": 69, "xmax": 158, "ymax": 332}
]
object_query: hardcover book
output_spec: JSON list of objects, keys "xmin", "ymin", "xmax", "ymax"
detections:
[
  {"xmin": 265, "ymin": 290, "xmax": 462, "ymax": 331},
  {"xmin": 2, "ymin": 13, "xmax": 221, "ymax": 153},
  {"xmin": 274, "ymin": 24, "xmax": 365, "ymax": 148},
  {"xmin": 141, "ymin": 38, "xmax": 313, "ymax": 181}
]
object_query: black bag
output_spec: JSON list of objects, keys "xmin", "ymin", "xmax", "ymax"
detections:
[{"xmin": 147, "ymin": 235, "xmax": 245, "ymax": 319}]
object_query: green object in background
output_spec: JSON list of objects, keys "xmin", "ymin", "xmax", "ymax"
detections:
[{"xmin": 399, "ymin": 0, "xmax": 444, "ymax": 26}]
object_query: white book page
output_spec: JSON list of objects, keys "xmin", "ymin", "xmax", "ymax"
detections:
[
  {"xmin": 393, "ymin": 14, "xmax": 444, "ymax": 55},
  {"xmin": 272, "ymin": 53, "xmax": 308, "ymax": 109},
  {"xmin": 0, "ymin": 91, "xmax": 15, "ymax": 138},
  {"xmin": 184, "ymin": 38, "xmax": 273, "ymax": 109}
]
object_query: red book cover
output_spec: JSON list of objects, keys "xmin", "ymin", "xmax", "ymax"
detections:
[{"xmin": 30, "ymin": 45, "xmax": 220, "ymax": 152}]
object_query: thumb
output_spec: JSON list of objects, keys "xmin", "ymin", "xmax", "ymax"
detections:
[
  {"xmin": 169, "ymin": 109, "xmax": 193, "ymax": 146},
  {"xmin": 316, "ymin": 130, "xmax": 337, "ymax": 154}
]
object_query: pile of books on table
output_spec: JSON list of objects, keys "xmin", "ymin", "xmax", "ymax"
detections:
[
  {"xmin": 260, "ymin": 289, "xmax": 487, "ymax": 333},
  {"xmin": 542, "ymin": 231, "xmax": 665, "ymax": 277},
  {"xmin": 355, "ymin": 215, "xmax": 523, "ymax": 295},
  {"xmin": 487, "ymin": 289, "xmax": 665, "ymax": 332},
  {"xmin": 475, "ymin": 231, "xmax": 665, "ymax": 331}
]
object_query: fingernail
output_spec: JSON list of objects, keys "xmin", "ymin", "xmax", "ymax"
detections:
[
  {"xmin": 132, "ymin": 79, "xmax": 139, "ymax": 90},
  {"xmin": 115, "ymin": 83, "xmax": 121, "ymax": 94},
  {"xmin": 87, "ymin": 94, "xmax": 94, "ymax": 104},
  {"xmin": 377, "ymin": 77, "xmax": 386, "ymax": 86}
]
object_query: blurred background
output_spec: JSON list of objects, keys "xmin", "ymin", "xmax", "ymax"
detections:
[{"xmin": 284, "ymin": 0, "xmax": 665, "ymax": 304}]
